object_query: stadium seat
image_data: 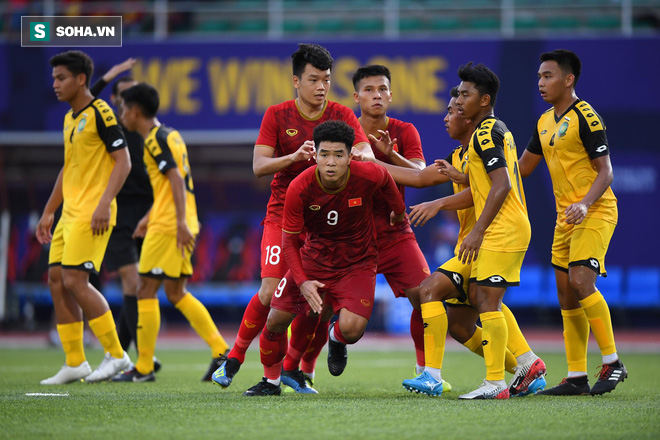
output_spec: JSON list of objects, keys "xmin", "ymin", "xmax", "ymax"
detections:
[
  {"xmin": 587, "ymin": 15, "xmax": 621, "ymax": 30},
  {"xmin": 283, "ymin": 19, "xmax": 307, "ymax": 33},
  {"xmin": 547, "ymin": 16, "xmax": 581, "ymax": 29},
  {"xmin": 515, "ymin": 15, "xmax": 540, "ymax": 31},
  {"xmin": 316, "ymin": 18, "xmax": 346, "ymax": 33},
  {"xmin": 353, "ymin": 18, "xmax": 384, "ymax": 33},
  {"xmin": 196, "ymin": 20, "xmax": 231, "ymax": 33},
  {"xmin": 429, "ymin": 17, "xmax": 461, "ymax": 31},
  {"xmin": 233, "ymin": 18, "xmax": 268, "ymax": 33},
  {"xmin": 468, "ymin": 16, "xmax": 500, "ymax": 31},
  {"xmin": 624, "ymin": 268, "xmax": 660, "ymax": 307},
  {"xmin": 399, "ymin": 17, "xmax": 424, "ymax": 33}
]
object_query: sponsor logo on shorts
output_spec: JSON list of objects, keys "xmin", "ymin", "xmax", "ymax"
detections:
[
  {"xmin": 286, "ymin": 129, "xmax": 298, "ymax": 137},
  {"xmin": 360, "ymin": 299, "xmax": 371, "ymax": 307},
  {"xmin": 259, "ymin": 348, "xmax": 272, "ymax": 355},
  {"xmin": 452, "ymin": 273, "xmax": 462, "ymax": 286},
  {"xmin": 83, "ymin": 261, "xmax": 94, "ymax": 270},
  {"xmin": 309, "ymin": 205, "xmax": 321, "ymax": 211},
  {"xmin": 151, "ymin": 267, "xmax": 164, "ymax": 275},
  {"xmin": 589, "ymin": 258, "xmax": 600, "ymax": 270},
  {"xmin": 488, "ymin": 276, "xmax": 504, "ymax": 283},
  {"xmin": 244, "ymin": 320, "xmax": 256, "ymax": 329}
]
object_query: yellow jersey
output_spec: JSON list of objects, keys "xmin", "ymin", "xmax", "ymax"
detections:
[
  {"xmin": 526, "ymin": 99, "xmax": 617, "ymax": 224},
  {"xmin": 445, "ymin": 145, "xmax": 476, "ymax": 254},
  {"xmin": 61, "ymin": 98, "xmax": 127, "ymax": 225},
  {"xmin": 467, "ymin": 116, "xmax": 531, "ymax": 252},
  {"xmin": 143, "ymin": 125, "xmax": 199, "ymax": 236}
]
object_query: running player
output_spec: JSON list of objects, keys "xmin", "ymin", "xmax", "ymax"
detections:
[
  {"xmin": 243, "ymin": 120, "xmax": 405, "ymax": 396},
  {"xmin": 212, "ymin": 43, "xmax": 370, "ymax": 390},
  {"xmin": 37, "ymin": 50, "xmax": 132, "ymax": 384},
  {"xmin": 519, "ymin": 49, "xmax": 625, "ymax": 396},
  {"xmin": 111, "ymin": 83, "xmax": 229, "ymax": 382}
]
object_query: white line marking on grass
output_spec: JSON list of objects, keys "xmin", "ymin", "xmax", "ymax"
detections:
[{"xmin": 25, "ymin": 393, "xmax": 69, "ymax": 397}]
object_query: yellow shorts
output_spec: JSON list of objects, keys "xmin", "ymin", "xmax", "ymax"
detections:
[
  {"xmin": 552, "ymin": 216, "xmax": 616, "ymax": 276},
  {"xmin": 48, "ymin": 221, "xmax": 113, "ymax": 274},
  {"xmin": 139, "ymin": 231, "xmax": 194, "ymax": 279},
  {"xmin": 437, "ymin": 256, "xmax": 472, "ymax": 304},
  {"xmin": 470, "ymin": 249, "xmax": 526, "ymax": 287}
]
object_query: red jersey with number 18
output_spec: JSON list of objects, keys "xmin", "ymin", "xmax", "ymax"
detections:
[
  {"xmin": 256, "ymin": 99, "xmax": 369, "ymax": 225},
  {"xmin": 282, "ymin": 161, "xmax": 405, "ymax": 273}
]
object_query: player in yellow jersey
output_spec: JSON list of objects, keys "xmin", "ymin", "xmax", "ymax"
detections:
[
  {"xmin": 518, "ymin": 50, "xmax": 626, "ymax": 396},
  {"xmin": 36, "ymin": 51, "xmax": 132, "ymax": 384},
  {"xmin": 111, "ymin": 83, "xmax": 229, "ymax": 382},
  {"xmin": 453, "ymin": 63, "xmax": 545, "ymax": 400}
]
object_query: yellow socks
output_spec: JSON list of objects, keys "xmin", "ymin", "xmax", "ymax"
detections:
[
  {"xmin": 561, "ymin": 307, "xmax": 590, "ymax": 373},
  {"xmin": 421, "ymin": 301, "xmax": 448, "ymax": 370},
  {"xmin": 88, "ymin": 311, "xmax": 123, "ymax": 359},
  {"xmin": 580, "ymin": 291, "xmax": 617, "ymax": 356},
  {"xmin": 501, "ymin": 303, "xmax": 531, "ymax": 357},
  {"xmin": 136, "ymin": 298, "xmax": 160, "ymax": 375},
  {"xmin": 175, "ymin": 293, "xmax": 228, "ymax": 357},
  {"xmin": 463, "ymin": 326, "xmax": 517, "ymax": 374},
  {"xmin": 480, "ymin": 311, "xmax": 508, "ymax": 382},
  {"xmin": 57, "ymin": 321, "xmax": 86, "ymax": 367}
]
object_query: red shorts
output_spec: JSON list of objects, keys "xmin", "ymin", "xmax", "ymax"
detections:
[
  {"xmin": 271, "ymin": 265, "xmax": 377, "ymax": 320},
  {"xmin": 260, "ymin": 221, "xmax": 288, "ymax": 279},
  {"xmin": 377, "ymin": 236, "xmax": 431, "ymax": 297}
]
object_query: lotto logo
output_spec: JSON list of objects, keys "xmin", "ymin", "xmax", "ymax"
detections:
[
  {"xmin": 452, "ymin": 273, "xmax": 462, "ymax": 285},
  {"xmin": 30, "ymin": 22, "xmax": 50, "ymax": 41},
  {"xmin": 488, "ymin": 276, "xmax": 504, "ymax": 283},
  {"xmin": 486, "ymin": 158, "xmax": 499, "ymax": 167},
  {"xmin": 590, "ymin": 259, "xmax": 599, "ymax": 268},
  {"xmin": 595, "ymin": 145, "xmax": 607, "ymax": 153},
  {"xmin": 158, "ymin": 160, "xmax": 167, "ymax": 170},
  {"xmin": 151, "ymin": 267, "xmax": 164, "ymax": 275},
  {"xmin": 83, "ymin": 262, "xmax": 94, "ymax": 270},
  {"xmin": 112, "ymin": 139, "xmax": 124, "ymax": 148}
]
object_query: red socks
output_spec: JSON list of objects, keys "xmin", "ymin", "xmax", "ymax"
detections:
[
  {"xmin": 283, "ymin": 312, "xmax": 320, "ymax": 371},
  {"xmin": 410, "ymin": 308, "xmax": 425, "ymax": 367},
  {"xmin": 229, "ymin": 293, "xmax": 270, "ymax": 363}
]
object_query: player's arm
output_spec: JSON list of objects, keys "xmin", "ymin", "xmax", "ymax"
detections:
[
  {"xmin": 368, "ymin": 129, "xmax": 425, "ymax": 170},
  {"xmin": 165, "ymin": 168, "xmax": 194, "ymax": 255},
  {"xmin": 374, "ymin": 164, "xmax": 407, "ymax": 224},
  {"xmin": 565, "ymin": 155, "xmax": 613, "ymax": 225},
  {"xmin": 90, "ymin": 58, "xmax": 136, "ymax": 97},
  {"xmin": 519, "ymin": 127, "xmax": 544, "ymax": 178},
  {"xmin": 92, "ymin": 148, "xmax": 131, "ymax": 236},
  {"xmin": 382, "ymin": 162, "xmax": 450, "ymax": 188},
  {"xmin": 252, "ymin": 141, "xmax": 315, "ymax": 178},
  {"xmin": 132, "ymin": 208, "xmax": 152, "ymax": 239},
  {"xmin": 409, "ymin": 188, "xmax": 474, "ymax": 227},
  {"xmin": 435, "ymin": 159, "xmax": 469, "ymax": 185},
  {"xmin": 35, "ymin": 166, "xmax": 64, "ymax": 244}
]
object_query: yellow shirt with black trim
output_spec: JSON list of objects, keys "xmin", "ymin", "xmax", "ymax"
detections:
[
  {"xmin": 467, "ymin": 116, "xmax": 531, "ymax": 252},
  {"xmin": 445, "ymin": 145, "xmax": 476, "ymax": 254},
  {"xmin": 143, "ymin": 125, "xmax": 199, "ymax": 236},
  {"xmin": 526, "ymin": 99, "xmax": 617, "ymax": 224},
  {"xmin": 61, "ymin": 98, "xmax": 127, "ymax": 225}
]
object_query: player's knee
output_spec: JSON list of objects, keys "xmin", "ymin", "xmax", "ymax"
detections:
[
  {"xmin": 568, "ymin": 275, "xmax": 596, "ymax": 297},
  {"xmin": 419, "ymin": 279, "xmax": 436, "ymax": 303},
  {"xmin": 266, "ymin": 312, "xmax": 290, "ymax": 334},
  {"xmin": 448, "ymin": 322, "xmax": 473, "ymax": 344},
  {"xmin": 61, "ymin": 271, "xmax": 86, "ymax": 294},
  {"xmin": 338, "ymin": 324, "xmax": 364, "ymax": 343}
]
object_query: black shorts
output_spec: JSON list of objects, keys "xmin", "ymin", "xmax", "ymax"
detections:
[{"xmin": 105, "ymin": 197, "xmax": 151, "ymax": 272}]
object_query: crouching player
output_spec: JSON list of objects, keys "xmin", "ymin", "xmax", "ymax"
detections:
[{"xmin": 243, "ymin": 120, "xmax": 406, "ymax": 395}]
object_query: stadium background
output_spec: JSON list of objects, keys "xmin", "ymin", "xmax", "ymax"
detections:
[{"xmin": 0, "ymin": 0, "xmax": 659, "ymax": 335}]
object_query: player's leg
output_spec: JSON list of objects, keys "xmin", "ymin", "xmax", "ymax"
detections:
[
  {"xmin": 282, "ymin": 310, "xmax": 321, "ymax": 389},
  {"xmin": 300, "ymin": 304, "xmax": 333, "ymax": 385},
  {"xmin": 116, "ymin": 263, "xmax": 140, "ymax": 351}
]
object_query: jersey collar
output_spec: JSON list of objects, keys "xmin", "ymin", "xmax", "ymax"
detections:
[
  {"xmin": 71, "ymin": 98, "xmax": 97, "ymax": 120},
  {"xmin": 553, "ymin": 98, "xmax": 581, "ymax": 123},
  {"xmin": 296, "ymin": 99, "xmax": 329, "ymax": 121}
]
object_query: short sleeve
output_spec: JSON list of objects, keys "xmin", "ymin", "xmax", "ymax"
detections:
[
  {"xmin": 577, "ymin": 108, "xmax": 609, "ymax": 159},
  {"xmin": 399, "ymin": 123, "xmax": 425, "ymax": 162},
  {"xmin": 94, "ymin": 102, "xmax": 127, "ymax": 153},
  {"xmin": 341, "ymin": 106, "xmax": 370, "ymax": 146},
  {"xmin": 148, "ymin": 130, "xmax": 177, "ymax": 175},
  {"xmin": 526, "ymin": 125, "xmax": 543, "ymax": 156},
  {"xmin": 255, "ymin": 106, "xmax": 278, "ymax": 149},
  {"xmin": 282, "ymin": 177, "xmax": 305, "ymax": 234},
  {"xmin": 475, "ymin": 124, "xmax": 507, "ymax": 174}
]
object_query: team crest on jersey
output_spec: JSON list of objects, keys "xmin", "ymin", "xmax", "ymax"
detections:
[
  {"xmin": 558, "ymin": 122, "xmax": 569, "ymax": 138},
  {"xmin": 286, "ymin": 129, "xmax": 298, "ymax": 137},
  {"xmin": 360, "ymin": 299, "xmax": 371, "ymax": 307},
  {"xmin": 348, "ymin": 198, "xmax": 362, "ymax": 207},
  {"xmin": 309, "ymin": 205, "xmax": 321, "ymax": 211},
  {"xmin": 77, "ymin": 118, "xmax": 87, "ymax": 132}
]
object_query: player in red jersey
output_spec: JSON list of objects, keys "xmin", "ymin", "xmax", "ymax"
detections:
[
  {"xmin": 280, "ymin": 65, "xmax": 432, "ymax": 389},
  {"xmin": 212, "ymin": 44, "xmax": 370, "ymax": 390},
  {"xmin": 243, "ymin": 121, "xmax": 405, "ymax": 395}
]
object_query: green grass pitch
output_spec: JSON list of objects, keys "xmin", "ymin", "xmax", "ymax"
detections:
[{"xmin": 1, "ymin": 347, "xmax": 659, "ymax": 439}]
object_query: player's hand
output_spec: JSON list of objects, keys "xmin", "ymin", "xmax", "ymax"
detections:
[
  {"xmin": 291, "ymin": 140, "xmax": 316, "ymax": 163},
  {"xmin": 409, "ymin": 200, "xmax": 442, "ymax": 227},
  {"xmin": 350, "ymin": 148, "xmax": 372, "ymax": 162},
  {"xmin": 300, "ymin": 280, "xmax": 325, "ymax": 314},
  {"xmin": 132, "ymin": 215, "xmax": 149, "ymax": 239},
  {"xmin": 104, "ymin": 58, "xmax": 136, "ymax": 82},
  {"xmin": 435, "ymin": 159, "xmax": 467, "ymax": 185},
  {"xmin": 91, "ymin": 202, "xmax": 111, "ymax": 236},
  {"xmin": 458, "ymin": 229, "xmax": 484, "ymax": 264},
  {"xmin": 35, "ymin": 212, "xmax": 55, "ymax": 245},
  {"xmin": 565, "ymin": 202, "xmax": 589, "ymax": 225},
  {"xmin": 390, "ymin": 211, "xmax": 405, "ymax": 226},
  {"xmin": 176, "ymin": 222, "xmax": 195, "ymax": 257},
  {"xmin": 368, "ymin": 130, "xmax": 397, "ymax": 157}
]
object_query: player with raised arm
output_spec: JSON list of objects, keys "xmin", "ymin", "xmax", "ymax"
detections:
[
  {"xmin": 37, "ymin": 50, "xmax": 132, "ymax": 384},
  {"xmin": 111, "ymin": 83, "xmax": 229, "ymax": 382},
  {"xmin": 452, "ymin": 63, "xmax": 544, "ymax": 400},
  {"xmin": 243, "ymin": 120, "xmax": 406, "ymax": 396},
  {"xmin": 518, "ymin": 50, "xmax": 625, "ymax": 396},
  {"xmin": 212, "ymin": 44, "xmax": 370, "ymax": 391}
]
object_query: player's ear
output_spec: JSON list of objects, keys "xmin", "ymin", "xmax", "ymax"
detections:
[
  {"xmin": 77, "ymin": 72, "xmax": 87, "ymax": 88},
  {"xmin": 565, "ymin": 73, "xmax": 575, "ymax": 89},
  {"xmin": 353, "ymin": 91, "xmax": 359, "ymax": 103},
  {"xmin": 292, "ymin": 75, "xmax": 300, "ymax": 89},
  {"xmin": 481, "ymin": 93, "xmax": 491, "ymax": 108}
]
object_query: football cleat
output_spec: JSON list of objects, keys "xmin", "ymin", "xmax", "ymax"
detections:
[
  {"xmin": 459, "ymin": 379, "xmax": 510, "ymax": 400},
  {"xmin": 40, "ymin": 361, "xmax": 92, "ymax": 385},
  {"xmin": 302, "ymin": 371, "xmax": 314, "ymax": 388},
  {"xmin": 211, "ymin": 354, "xmax": 241, "ymax": 388},
  {"xmin": 281, "ymin": 368, "xmax": 318, "ymax": 394},
  {"xmin": 110, "ymin": 368, "xmax": 155, "ymax": 383},
  {"xmin": 85, "ymin": 351, "xmax": 131, "ymax": 383},
  {"xmin": 202, "ymin": 349, "xmax": 230, "ymax": 382},
  {"xmin": 243, "ymin": 377, "xmax": 282, "ymax": 396},
  {"xmin": 327, "ymin": 323, "xmax": 347, "ymax": 377},
  {"xmin": 590, "ymin": 360, "xmax": 628, "ymax": 396},
  {"xmin": 402, "ymin": 371, "xmax": 444, "ymax": 396},
  {"xmin": 508, "ymin": 356, "xmax": 547, "ymax": 396},
  {"xmin": 513, "ymin": 375, "xmax": 546, "ymax": 397},
  {"xmin": 536, "ymin": 376, "xmax": 591, "ymax": 396},
  {"xmin": 153, "ymin": 356, "xmax": 162, "ymax": 373}
]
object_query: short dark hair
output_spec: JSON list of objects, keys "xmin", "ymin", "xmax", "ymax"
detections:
[
  {"xmin": 450, "ymin": 86, "xmax": 459, "ymax": 98},
  {"xmin": 111, "ymin": 76, "xmax": 136, "ymax": 96},
  {"xmin": 49, "ymin": 50, "xmax": 94, "ymax": 88},
  {"xmin": 352, "ymin": 65, "xmax": 391, "ymax": 91},
  {"xmin": 313, "ymin": 120, "xmax": 355, "ymax": 153},
  {"xmin": 457, "ymin": 62, "xmax": 500, "ymax": 107},
  {"xmin": 120, "ymin": 83, "xmax": 159, "ymax": 118},
  {"xmin": 292, "ymin": 43, "xmax": 334, "ymax": 78},
  {"xmin": 540, "ymin": 49, "xmax": 582, "ymax": 87}
]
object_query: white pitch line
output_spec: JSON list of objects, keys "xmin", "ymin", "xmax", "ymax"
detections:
[{"xmin": 25, "ymin": 393, "xmax": 70, "ymax": 397}]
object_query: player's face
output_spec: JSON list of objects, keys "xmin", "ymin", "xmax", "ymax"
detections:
[
  {"xmin": 119, "ymin": 103, "xmax": 138, "ymax": 131},
  {"xmin": 538, "ymin": 60, "xmax": 569, "ymax": 104},
  {"xmin": 52, "ymin": 65, "xmax": 83, "ymax": 103},
  {"xmin": 353, "ymin": 75, "xmax": 392, "ymax": 117},
  {"xmin": 444, "ymin": 97, "xmax": 470, "ymax": 141},
  {"xmin": 456, "ymin": 81, "xmax": 486, "ymax": 120},
  {"xmin": 316, "ymin": 141, "xmax": 350, "ymax": 188},
  {"xmin": 293, "ymin": 64, "xmax": 331, "ymax": 108},
  {"xmin": 111, "ymin": 81, "xmax": 138, "ymax": 118}
]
